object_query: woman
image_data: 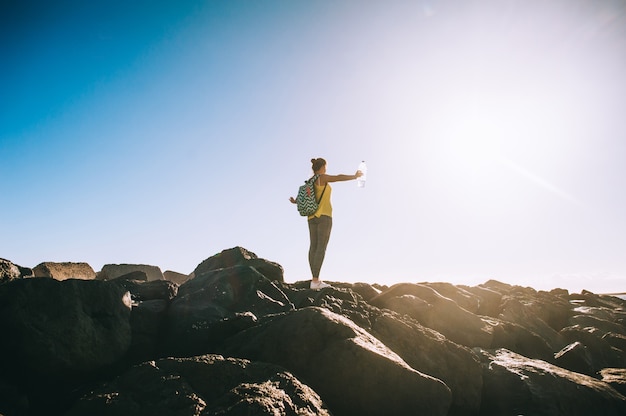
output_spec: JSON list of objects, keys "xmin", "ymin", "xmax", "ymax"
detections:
[{"xmin": 290, "ymin": 158, "xmax": 363, "ymax": 289}]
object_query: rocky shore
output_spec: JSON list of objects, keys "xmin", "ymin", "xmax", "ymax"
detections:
[{"xmin": 1, "ymin": 247, "xmax": 625, "ymax": 415}]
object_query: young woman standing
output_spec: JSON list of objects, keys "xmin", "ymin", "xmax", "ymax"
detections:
[{"xmin": 290, "ymin": 158, "xmax": 363, "ymax": 289}]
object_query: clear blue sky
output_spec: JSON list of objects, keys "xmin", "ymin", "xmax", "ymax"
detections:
[{"xmin": 2, "ymin": 0, "xmax": 625, "ymax": 293}]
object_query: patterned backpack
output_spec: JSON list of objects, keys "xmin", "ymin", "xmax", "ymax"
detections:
[{"xmin": 295, "ymin": 174, "xmax": 327, "ymax": 216}]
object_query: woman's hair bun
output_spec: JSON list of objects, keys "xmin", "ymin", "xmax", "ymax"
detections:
[{"xmin": 311, "ymin": 157, "xmax": 326, "ymax": 172}]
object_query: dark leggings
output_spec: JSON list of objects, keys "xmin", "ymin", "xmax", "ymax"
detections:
[{"xmin": 308, "ymin": 215, "xmax": 332, "ymax": 278}]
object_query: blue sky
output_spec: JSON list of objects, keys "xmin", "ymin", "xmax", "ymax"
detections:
[{"xmin": 2, "ymin": 0, "xmax": 625, "ymax": 293}]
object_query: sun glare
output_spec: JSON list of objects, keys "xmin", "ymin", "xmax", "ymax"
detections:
[{"xmin": 449, "ymin": 113, "xmax": 503, "ymax": 165}]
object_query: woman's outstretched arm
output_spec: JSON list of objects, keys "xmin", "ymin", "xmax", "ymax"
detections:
[{"xmin": 320, "ymin": 171, "xmax": 362, "ymax": 184}]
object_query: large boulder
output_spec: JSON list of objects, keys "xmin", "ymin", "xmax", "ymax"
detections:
[
  {"xmin": 33, "ymin": 261, "xmax": 95, "ymax": 280},
  {"xmin": 220, "ymin": 306, "xmax": 452, "ymax": 416},
  {"xmin": 422, "ymin": 281, "xmax": 481, "ymax": 313},
  {"xmin": 370, "ymin": 310, "xmax": 482, "ymax": 416},
  {"xmin": 0, "ymin": 375, "xmax": 28, "ymax": 416},
  {"xmin": 569, "ymin": 313, "xmax": 626, "ymax": 336},
  {"xmin": 163, "ymin": 265, "xmax": 293, "ymax": 355},
  {"xmin": 0, "ymin": 278, "xmax": 132, "ymax": 378},
  {"xmin": 98, "ymin": 264, "xmax": 163, "ymax": 281},
  {"xmin": 66, "ymin": 354, "xmax": 331, "ymax": 416},
  {"xmin": 572, "ymin": 291, "xmax": 626, "ymax": 310},
  {"xmin": 554, "ymin": 341, "xmax": 597, "ymax": 376},
  {"xmin": 127, "ymin": 299, "xmax": 169, "ymax": 362},
  {"xmin": 113, "ymin": 276, "xmax": 178, "ymax": 302},
  {"xmin": 604, "ymin": 332, "xmax": 626, "ymax": 352},
  {"xmin": 110, "ymin": 277, "xmax": 178, "ymax": 362},
  {"xmin": 462, "ymin": 284, "xmax": 503, "ymax": 317},
  {"xmin": 191, "ymin": 246, "xmax": 284, "ymax": 282},
  {"xmin": 284, "ymin": 282, "xmax": 482, "ymax": 414},
  {"xmin": 497, "ymin": 296, "xmax": 566, "ymax": 351},
  {"xmin": 163, "ymin": 269, "xmax": 189, "ymax": 284},
  {"xmin": 0, "ymin": 258, "xmax": 23, "ymax": 283},
  {"xmin": 477, "ymin": 348, "xmax": 626, "ymax": 415},
  {"xmin": 370, "ymin": 283, "xmax": 494, "ymax": 347},
  {"xmin": 277, "ymin": 281, "xmax": 376, "ymax": 330},
  {"xmin": 560, "ymin": 325, "xmax": 626, "ymax": 371},
  {"xmin": 0, "ymin": 278, "xmax": 132, "ymax": 414},
  {"xmin": 487, "ymin": 318, "xmax": 556, "ymax": 362}
]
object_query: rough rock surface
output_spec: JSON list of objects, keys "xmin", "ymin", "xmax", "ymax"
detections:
[
  {"xmin": 477, "ymin": 348, "xmax": 626, "ymax": 415},
  {"xmin": 0, "ymin": 258, "xmax": 22, "ymax": 282},
  {"xmin": 0, "ymin": 247, "xmax": 625, "ymax": 416},
  {"xmin": 601, "ymin": 368, "xmax": 626, "ymax": 396},
  {"xmin": 0, "ymin": 278, "xmax": 132, "ymax": 377},
  {"xmin": 113, "ymin": 276, "xmax": 178, "ymax": 302},
  {"xmin": 0, "ymin": 277, "xmax": 132, "ymax": 414},
  {"xmin": 163, "ymin": 269, "xmax": 189, "ymax": 284},
  {"xmin": 369, "ymin": 310, "xmax": 482, "ymax": 415},
  {"xmin": 32, "ymin": 261, "xmax": 95, "ymax": 280},
  {"xmin": 220, "ymin": 307, "xmax": 452, "ymax": 416},
  {"xmin": 66, "ymin": 355, "xmax": 330, "ymax": 416},
  {"xmin": 163, "ymin": 264, "xmax": 293, "ymax": 355},
  {"xmin": 191, "ymin": 246, "xmax": 284, "ymax": 282},
  {"xmin": 98, "ymin": 263, "xmax": 163, "ymax": 281}
]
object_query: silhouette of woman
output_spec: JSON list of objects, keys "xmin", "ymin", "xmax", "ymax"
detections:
[{"xmin": 290, "ymin": 158, "xmax": 363, "ymax": 289}]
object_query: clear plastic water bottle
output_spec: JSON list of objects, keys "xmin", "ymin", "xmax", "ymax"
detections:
[{"xmin": 357, "ymin": 161, "xmax": 367, "ymax": 188}]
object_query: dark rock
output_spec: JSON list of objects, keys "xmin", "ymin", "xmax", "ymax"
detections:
[
  {"xmin": 560, "ymin": 325, "xmax": 626, "ymax": 371},
  {"xmin": 462, "ymin": 284, "xmax": 503, "ymax": 317},
  {"xmin": 18, "ymin": 264, "xmax": 33, "ymax": 278},
  {"xmin": 550, "ymin": 287, "xmax": 570, "ymax": 297},
  {"xmin": 0, "ymin": 278, "xmax": 132, "ymax": 415},
  {"xmin": 569, "ymin": 311, "xmax": 626, "ymax": 336},
  {"xmin": 2, "ymin": 247, "xmax": 626, "ymax": 415},
  {"xmin": 351, "ymin": 282, "xmax": 382, "ymax": 300},
  {"xmin": 600, "ymin": 368, "xmax": 626, "ymax": 397},
  {"xmin": 488, "ymin": 318, "xmax": 556, "ymax": 363},
  {"xmin": 604, "ymin": 332, "xmax": 626, "ymax": 352},
  {"xmin": 114, "ymin": 270, "xmax": 148, "ymax": 281},
  {"xmin": 191, "ymin": 246, "xmax": 284, "ymax": 282},
  {"xmin": 277, "ymin": 283, "xmax": 481, "ymax": 414},
  {"xmin": 371, "ymin": 283, "xmax": 493, "ymax": 347},
  {"xmin": 32, "ymin": 261, "xmax": 95, "ymax": 280},
  {"xmin": 0, "ymin": 375, "xmax": 29, "ymax": 416},
  {"xmin": 220, "ymin": 306, "xmax": 452, "ymax": 416},
  {"xmin": 127, "ymin": 299, "xmax": 169, "ymax": 362},
  {"xmin": 98, "ymin": 264, "xmax": 163, "ymax": 281},
  {"xmin": 372, "ymin": 284, "xmax": 553, "ymax": 362},
  {"xmin": 369, "ymin": 310, "xmax": 482, "ymax": 415},
  {"xmin": 0, "ymin": 278, "xmax": 132, "ymax": 378},
  {"xmin": 163, "ymin": 269, "xmax": 189, "ymax": 284},
  {"xmin": 113, "ymin": 278, "xmax": 178, "ymax": 302},
  {"xmin": 423, "ymin": 281, "xmax": 481, "ymax": 313},
  {"xmin": 466, "ymin": 286, "xmax": 576, "ymax": 360},
  {"xmin": 554, "ymin": 341, "xmax": 596, "ymax": 376},
  {"xmin": 533, "ymin": 290, "xmax": 575, "ymax": 330},
  {"xmin": 163, "ymin": 265, "xmax": 293, "ymax": 355},
  {"xmin": 573, "ymin": 291, "xmax": 626, "ymax": 309},
  {"xmin": 378, "ymin": 292, "xmax": 431, "ymax": 317},
  {"xmin": 479, "ymin": 279, "xmax": 516, "ymax": 294},
  {"xmin": 497, "ymin": 296, "xmax": 566, "ymax": 351},
  {"xmin": 66, "ymin": 354, "xmax": 331, "ymax": 416},
  {"xmin": 477, "ymin": 348, "xmax": 626, "ymax": 415},
  {"xmin": 0, "ymin": 258, "xmax": 22, "ymax": 283}
]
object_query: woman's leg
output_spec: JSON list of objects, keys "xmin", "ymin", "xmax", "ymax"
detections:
[{"xmin": 308, "ymin": 215, "xmax": 332, "ymax": 278}]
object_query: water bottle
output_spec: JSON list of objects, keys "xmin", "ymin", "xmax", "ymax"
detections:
[{"xmin": 357, "ymin": 161, "xmax": 367, "ymax": 188}]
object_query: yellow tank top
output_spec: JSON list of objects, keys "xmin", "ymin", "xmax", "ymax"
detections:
[{"xmin": 308, "ymin": 182, "xmax": 332, "ymax": 219}]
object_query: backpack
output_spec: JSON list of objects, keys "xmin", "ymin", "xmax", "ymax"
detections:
[{"xmin": 295, "ymin": 174, "xmax": 327, "ymax": 216}]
